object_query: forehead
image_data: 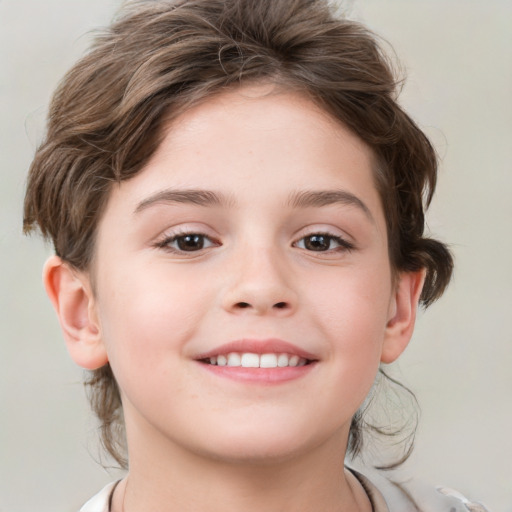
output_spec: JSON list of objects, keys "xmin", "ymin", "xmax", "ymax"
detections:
[{"xmin": 102, "ymin": 84, "xmax": 384, "ymax": 226}]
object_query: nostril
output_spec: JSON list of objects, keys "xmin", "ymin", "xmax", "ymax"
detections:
[{"xmin": 230, "ymin": 301, "xmax": 291, "ymax": 313}]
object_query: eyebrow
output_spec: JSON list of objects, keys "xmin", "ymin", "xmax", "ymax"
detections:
[
  {"xmin": 287, "ymin": 189, "xmax": 374, "ymax": 222},
  {"xmin": 134, "ymin": 187, "xmax": 374, "ymax": 222},
  {"xmin": 134, "ymin": 189, "xmax": 234, "ymax": 214}
]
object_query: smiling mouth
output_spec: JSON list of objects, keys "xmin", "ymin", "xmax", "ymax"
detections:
[{"xmin": 200, "ymin": 352, "xmax": 312, "ymax": 368}]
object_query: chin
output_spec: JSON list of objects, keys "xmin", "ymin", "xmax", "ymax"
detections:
[
  {"xmin": 200, "ymin": 441, "xmax": 309, "ymax": 467},
  {"xmin": 189, "ymin": 421, "xmax": 328, "ymax": 466}
]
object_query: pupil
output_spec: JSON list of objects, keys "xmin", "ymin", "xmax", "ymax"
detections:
[
  {"xmin": 177, "ymin": 235, "xmax": 203, "ymax": 251},
  {"xmin": 305, "ymin": 235, "xmax": 329, "ymax": 251}
]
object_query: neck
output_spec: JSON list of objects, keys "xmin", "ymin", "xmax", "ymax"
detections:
[{"xmin": 112, "ymin": 426, "xmax": 371, "ymax": 512}]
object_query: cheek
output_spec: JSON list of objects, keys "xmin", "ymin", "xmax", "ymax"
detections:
[
  {"xmin": 305, "ymin": 263, "xmax": 392, "ymax": 387},
  {"xmin": 308, "ymin": 261, "xmax": 392, "ymax": 333},
  {"xmin": 95, "ymin": 263, "xmax": 208, "ymax": 370}
]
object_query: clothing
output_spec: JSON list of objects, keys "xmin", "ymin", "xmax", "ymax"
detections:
[
  {"xmin": 349, "ymin": 469, "xmax": 491, "ymax": 512},
  {"xmin": 80, "ymin": 481, "xmax": 117, "ymax": 512},
  {"xmin": 79, "ymin": 469, "xmax": 490, "ymax": 512}
]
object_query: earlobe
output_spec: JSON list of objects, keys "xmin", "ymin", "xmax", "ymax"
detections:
[
  {"xmin": 381, "ymin": 269, "xmax": 426, "ymax": 364},
  {"xmin": 43, "ymin": 255, "xmax": 108, "ymax": 370}
]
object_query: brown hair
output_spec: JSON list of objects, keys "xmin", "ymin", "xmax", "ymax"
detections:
[{"xmin": 24, "ymin": 0, "xmax": 453, "ymax": 468}]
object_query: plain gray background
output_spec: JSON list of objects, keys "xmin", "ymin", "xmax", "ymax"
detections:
[{"xmin": 1, "ymin": 1, "xmax": 511, "ymax": 511}]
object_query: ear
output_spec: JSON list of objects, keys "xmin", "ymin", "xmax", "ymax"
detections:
[
  {"xmin": 381, "ymin": 269, "xmax": 426, "ymax": 364},
  {"xmin": 43, "ymin": 255, "xmax": 108, "ymax": 370}
]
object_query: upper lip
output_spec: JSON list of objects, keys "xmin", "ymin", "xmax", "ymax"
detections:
[{"xmin": 194, "ymin": 338, "xmax": 318, "ymax": 361}]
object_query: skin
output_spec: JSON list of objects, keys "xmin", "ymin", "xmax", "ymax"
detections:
[{"xmin": 44, "ymin": 84, "xmax": 424, "ymax": 512}]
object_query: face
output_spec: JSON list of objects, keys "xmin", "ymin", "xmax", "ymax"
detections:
[{"xmin": 89, "ymin": 84, "xmax": 403, "ymax": 464}]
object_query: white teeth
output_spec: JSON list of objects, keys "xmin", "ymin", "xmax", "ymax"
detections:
[
  {"xmin": 227, "ymin": 353, "xmax": 241, "ymax": 366},
  {"xmin": 241, "ymin": 353, "xmax": 260, "ymax": 368},
  {"xmin": 260, "ymin": 353, "xmax": 278, "ymax": 368},
  {"xmin": 277, "ymin": 353, "xmax": 289, "ymax": 367},
  {"xmin": 289, "ymin": 355, "xmax": 299, "ymax": 367},
  {"xmin": 206, "ymin": 352, "xmax": 309, "ymax": 368}
]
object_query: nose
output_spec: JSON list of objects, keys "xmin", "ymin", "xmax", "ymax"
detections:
[{"xmin": 221, "ymin": 246, "xmax": 297, "ymax": 316}]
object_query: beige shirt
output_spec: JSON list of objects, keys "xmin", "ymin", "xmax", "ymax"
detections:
[{"xmin": 79, "ymin": 470, "xmax": 490, "ymax": 512}]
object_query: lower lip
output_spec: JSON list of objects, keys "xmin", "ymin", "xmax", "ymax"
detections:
[{"xmin": 197, "ymin": 361, "xmax": 317, "ymax": 384}]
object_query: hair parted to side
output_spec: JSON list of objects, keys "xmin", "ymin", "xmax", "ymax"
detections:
[{"xmin": 24, "ymin": 0, "xmax": 453, "ymax": 469}]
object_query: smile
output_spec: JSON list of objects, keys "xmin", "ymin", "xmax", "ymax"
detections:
[
  {"xmin": 204, "ymin": 353, "xmax": 309, "ymax": 368},
  {"xmin": 195, "ymin": 339, "xmax": 318, "ymax": 383}
]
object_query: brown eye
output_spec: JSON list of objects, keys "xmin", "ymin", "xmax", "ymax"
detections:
[
  {"xmin": 175, "ymin": 234, "xmax": 205, "ymax": 251},
  {"xmin": 295, "ymin": 233, "xmax": 353, "ymax": 252},
  {"xmin": 302, "ymin": 234, "xmax": 331, "ymax": 251},
  {"xmin": 159, "ymin": 233, "xmax": 217, "ymax": 252}
]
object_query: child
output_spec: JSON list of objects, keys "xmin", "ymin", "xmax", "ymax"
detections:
[{"xmin": 23, "ymin": 0, "xmax": 489, "ymax": 510}]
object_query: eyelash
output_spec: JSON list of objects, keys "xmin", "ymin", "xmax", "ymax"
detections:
[
  {"xmin": 293, "ymin": 232, "xmax": 355, "ymax": 253},
  {"xmin": 154, "ymin": 231, "xmax": 354, "ymax": 254},
  {"xmin": 154, "ymin": 231, "xmax": 219, "ymax": 253}
]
